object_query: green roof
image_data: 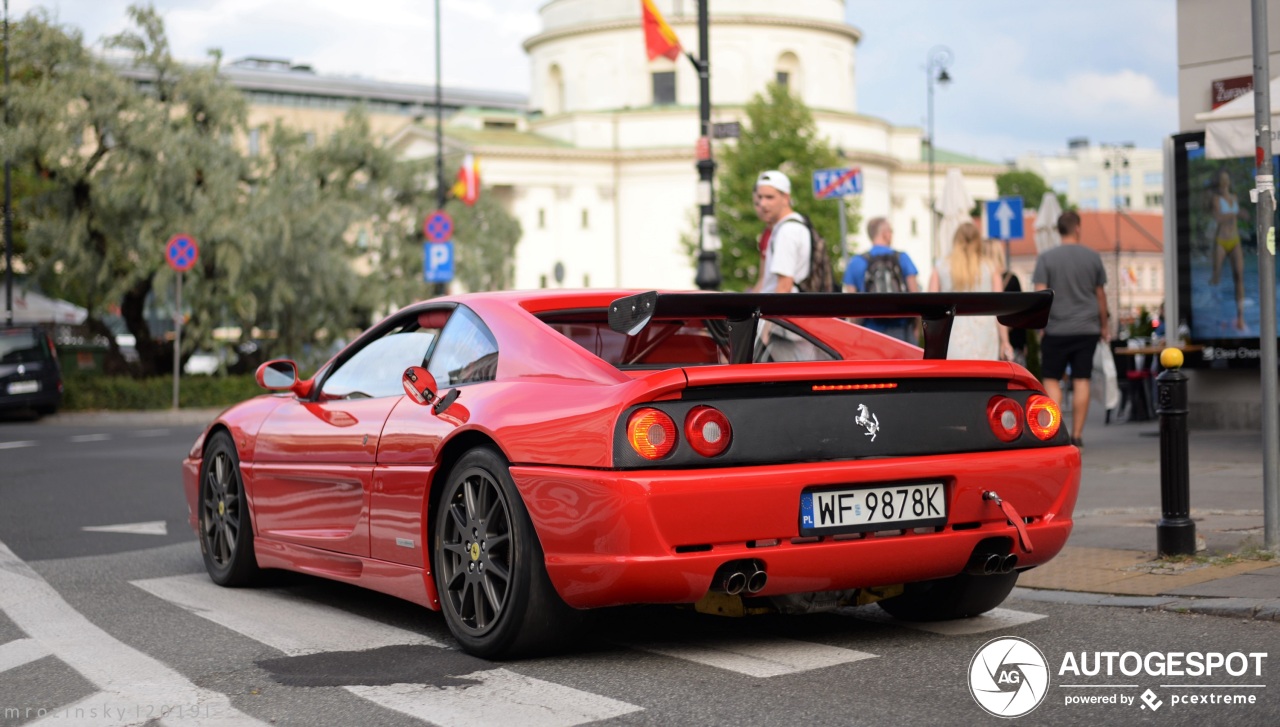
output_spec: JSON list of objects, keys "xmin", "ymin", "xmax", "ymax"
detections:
[{"xmin": 921, "ymin": 144, "xmax": 1002, "ymax": 167}]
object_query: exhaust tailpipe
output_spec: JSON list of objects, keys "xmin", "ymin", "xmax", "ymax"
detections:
[
  {"xmin": 723, "ymin": 570, "xmax": 747, "ymax": 595},
  {"xmin": 745, "ymin": 568, "xmax": 768, "ymax": 594},
  {"xmin": 1000, "ymin": 554, "xmax": 1018, "ymax": 574}
]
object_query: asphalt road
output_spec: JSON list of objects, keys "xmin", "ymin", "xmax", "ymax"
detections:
[{"xmin": 1, "ymin": 418, "xmax": 1277, "ymax": 726}]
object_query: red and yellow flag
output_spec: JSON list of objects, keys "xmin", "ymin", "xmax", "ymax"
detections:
[
  {"xmin": 642, "ymin": 0, "xmax": 682, "ymax": 61},
  {"xmin": 451, "ymin": 153, "xmax": 480, "ymax": 206}
]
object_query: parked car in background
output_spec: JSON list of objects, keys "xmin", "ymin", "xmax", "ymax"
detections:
[{"xmin": 1, "ymin": 324, "xmax": 63, "ymax": 417}]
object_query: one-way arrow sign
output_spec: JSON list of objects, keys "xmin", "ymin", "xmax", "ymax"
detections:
[{"xmin": 985, "ymin": 196, "xmax": 1024, "ymax": 240}]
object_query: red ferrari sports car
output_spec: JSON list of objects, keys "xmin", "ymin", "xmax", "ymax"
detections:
[{"xmin": 183, "ymin": 289, "xmax": 1079, "ymax": 658}]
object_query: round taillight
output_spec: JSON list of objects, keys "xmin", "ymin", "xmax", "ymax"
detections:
[
  {"xmin": 627, "ymin": 408, "xmax": 677, "ymax": 460},
  {"xmin": 684, "ymin": 406, "xmax": 732, "ymax": 457},
  {"xmin": 1025, "ymin": 395, "xmax": 1062, "ymax": 441},
  {"xmin": 987, "ymin": 396, "xmax": 1023, "ymax": 442}
]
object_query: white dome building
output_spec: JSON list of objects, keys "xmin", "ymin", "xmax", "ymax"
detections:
[{"xmin": 392, "ymin": 0, "xmax": 1000, "ymax": 290}]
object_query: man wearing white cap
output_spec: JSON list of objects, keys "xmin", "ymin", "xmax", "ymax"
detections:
[
  {"xmin": 753, "ymin": 169, "xmax": 816, "ymax": 361},
  {"xmin": 753, "ymin": 170, "xmax": 810, "ymax": 294}
]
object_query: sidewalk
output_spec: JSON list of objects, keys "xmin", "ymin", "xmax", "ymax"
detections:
[
  {"xmin": 1013, "ymin": 391, "xmax": 1280, "ymax": 621},
  {"xmin": 35, "ymin": 398, "xmax": 1280, "ymax": 621}
]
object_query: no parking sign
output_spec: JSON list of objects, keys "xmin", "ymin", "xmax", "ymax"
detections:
[{"xmin": 166, "ymin": 234, "xmax": 199, "ymax": 272}]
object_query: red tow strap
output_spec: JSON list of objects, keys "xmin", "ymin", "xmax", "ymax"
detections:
[{"xmin": 983, "ymin": 491, "xmax": 1034, "ymax": 553}]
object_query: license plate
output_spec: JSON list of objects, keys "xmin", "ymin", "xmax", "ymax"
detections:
[
  {"xmin": 800, "ymin": 483, "xmax": 946, "ymax": 535},
  {"xmin": 7, "ymin": 380, "xmax": 39, "ymax": 395}
]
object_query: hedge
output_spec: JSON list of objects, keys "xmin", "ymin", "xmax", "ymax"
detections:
[{"xmin": 61, "ymin": 372, "xmax": 264, "ymax": 411}]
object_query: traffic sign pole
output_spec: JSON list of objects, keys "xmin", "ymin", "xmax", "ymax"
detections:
[{"xmin": 173, "ymin": 271, "xmax": 181, "ymax": 410}]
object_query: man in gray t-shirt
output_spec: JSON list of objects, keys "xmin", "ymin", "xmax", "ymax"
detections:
[{"xmin": 1032, "ymin": 210, "xmax": 1109, "ymax": 448}]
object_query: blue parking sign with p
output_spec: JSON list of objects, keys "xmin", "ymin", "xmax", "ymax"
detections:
[{"xmin": 424, "ymin": 242, "xmax": 454, "ymax": 283}]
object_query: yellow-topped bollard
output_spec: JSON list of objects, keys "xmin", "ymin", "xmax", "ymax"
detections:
[{"xmin": 1155, "ymin": 347, "xmax": 1194, "ymax": 556}]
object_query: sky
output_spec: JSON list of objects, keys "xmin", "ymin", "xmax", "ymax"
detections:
[{"xmin": 10, "ymin": 0, "xmax": 1179, "ymax": 163}]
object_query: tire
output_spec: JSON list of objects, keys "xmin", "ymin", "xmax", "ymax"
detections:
[
  {"xmin": 876, "ymin": 571, "xmax": 1018, "ymax": 621},
  {"xmin": 198, "ymin": 431, "xmax": 260, "ymax": 586},
  {"xmin": 432, "ymin": 447, "xmax": 579, "ymax": 659}
]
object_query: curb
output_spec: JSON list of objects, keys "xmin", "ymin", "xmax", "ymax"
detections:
[
  {"xmin": 1013, "ymin": 587, "xmax": 1280, "ymax": 622},
  {"xmin": 37, "ymin": 407, "xmax": 225, "ymax": 427}
]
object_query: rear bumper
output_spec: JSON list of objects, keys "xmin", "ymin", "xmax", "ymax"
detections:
[{"xmin": 511, "ymin": 447, "xmax": 1079, "ymax": 609}]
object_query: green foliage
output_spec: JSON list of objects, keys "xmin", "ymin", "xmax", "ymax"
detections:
[
  {"xmin": 703, "ymin": 84, "xmax": 859, "ymax": 291},
  {"xmin": 61, "ymin": 372, "xmax": 263, "ymax": 410},
  {"xmin": 447, "ymin": 194, "xmax": 522, "ymax": 293},
  {"xmin": 995, "ymin": 170, "xmax": 1070, "ymax": 213}
]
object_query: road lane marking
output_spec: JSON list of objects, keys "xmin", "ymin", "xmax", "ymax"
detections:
[
  {"xmin": 0, "ymin": 638, "xmax": 50, "ymax": 674},
  {"xmin": 347, "ymin": 671, "xmax": 642, "ymax": 727},
  {"xmin": 69, "ymin": 433, "xmax": 112, "ymax": 443},
  {"xmin": 82, "ymin": 521, "xmax": 169, "ymax": 536},
  {"xmin": 845, "ymin": 605, "xmax": 1047, "ymax": 635},
  {"xmin": 628, "ymin": 637, "xmax": 877, "ymax": 677},
  {"xmin": 0, "ymin": 539, "xmax": 269, "ymax": 726},
  {"xmin": 131, "ymin": 574, "xmax": 443, "ymax": 654},
  {"xmin": 0, "ymin": 440, "xmax": 36, "ymax": 450}
]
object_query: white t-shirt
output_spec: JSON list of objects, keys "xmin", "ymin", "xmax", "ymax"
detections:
[{"xmin": 761, "ymin": 213, "xmax": 810, "ymax": 293}]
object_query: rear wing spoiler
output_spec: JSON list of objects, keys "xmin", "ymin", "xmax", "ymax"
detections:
[{"xmin": 608, "ymin": 290, "xmax": 1054, "ymax": 363}]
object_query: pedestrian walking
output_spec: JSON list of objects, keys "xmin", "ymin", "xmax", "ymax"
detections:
[
  {"xmin": 929, "ymin": 222, "xmax": 1014, "ymax": 361},
  {"xmin": 843, "ymin": 217, "xmax": 919, "ymax": 343},
  {"xmin": 1032, "ymin": 210, "xmax": 1109, "ymax": 448}
]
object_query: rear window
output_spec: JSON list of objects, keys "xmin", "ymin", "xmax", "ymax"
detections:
[
  {"xmin": 539, "ymin": 312, "xmax": 836, "ymax": 368},
  {"xmin": 0, "ymin": 329, "xmax": 48, "ymax": 364}
]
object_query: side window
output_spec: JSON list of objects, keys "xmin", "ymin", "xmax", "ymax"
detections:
[
  {"xmin": 428, "ymin": 306, "xmax": 498, "ymax": 386},
  {"xmin": 322, "ymin": 329, "xmax": 436, "ymax": 399}
]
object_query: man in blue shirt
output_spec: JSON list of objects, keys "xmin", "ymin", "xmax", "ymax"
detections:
[{"xmin": 842, "ymin": 217, "xmax": 920, "ymax": 343}]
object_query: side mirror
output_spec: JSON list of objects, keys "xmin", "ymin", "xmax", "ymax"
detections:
[
  {"xmin": 256, "ymin": 360, "xmax": 298, "ymax": 391},
  {"xmin": 402, "ymin": 366, "xmax": 438, "ymax": 406}
]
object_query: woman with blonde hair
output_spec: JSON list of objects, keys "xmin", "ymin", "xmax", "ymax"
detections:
[{"xmin": 929, "ymin": 221, "xmax": 1015, "ymax": 361}]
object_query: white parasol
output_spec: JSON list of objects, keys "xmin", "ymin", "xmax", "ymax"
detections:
[
  {"xmin": 1034, "ymin": 192, "xmax": 1063, "ymax": 254},
  {"xmin": 8, "ymin": 287, "xmax": 88, "ymax": 325},
  {"xmin": 936, "ymin": 167, "xmax": 974, "ymax": 260}
]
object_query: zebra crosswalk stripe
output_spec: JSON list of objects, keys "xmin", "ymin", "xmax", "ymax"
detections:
[
  {"xmin": 133, "ymin": 573, "xmax": 643, "ymax": 725},
  {"xmin": 0, "ymin": 540, "xmax": 270, "ymax": 726},
  {"xmin": 0, "ymin": 638, "xmax": 50, "ymax": 674},
  {"xmin": 628, "ymin": 637, "xmax": 878, "ymax": 678}
]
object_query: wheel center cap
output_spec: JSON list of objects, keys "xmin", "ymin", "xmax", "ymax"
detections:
[
  {"xmin": 218, "ymin": 500, "xmax": 225, "ymax": 516},
  {"xmin": 470, "ymin": 542, "xmax": 481, "ymax": 561}
]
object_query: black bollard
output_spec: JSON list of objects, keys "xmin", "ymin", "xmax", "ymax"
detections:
[{"xmin": 1155, "ymin": 348, "xmax": 1196, "ymax": 556}]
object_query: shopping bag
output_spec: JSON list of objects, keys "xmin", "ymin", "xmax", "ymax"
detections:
[{"xmin": 1091, "ymin": 340, "xmax": 1119, "ymax": 411}]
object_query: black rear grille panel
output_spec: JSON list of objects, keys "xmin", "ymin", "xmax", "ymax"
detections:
[{"xmin": 612, "ymin": 379, "xmax": 1067, "ymax": 468}]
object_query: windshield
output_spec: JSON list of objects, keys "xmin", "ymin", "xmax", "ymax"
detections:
[{"xmin": 0, "ymin": 330, "xmax": 47, "ymax": 364}]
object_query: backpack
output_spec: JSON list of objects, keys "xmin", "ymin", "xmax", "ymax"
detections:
[
  {"xmin": 862, "ymin": 251, "xmax": 907, "ymax": 293},
  {"xmin": 779, "ymin": 216, "xmax": 837, "ymax": 293}
]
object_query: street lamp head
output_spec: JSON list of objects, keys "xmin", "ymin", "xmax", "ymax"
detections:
[{"xmin": 937, "ymin": 68, "xmax": 952, "ymax": 86}]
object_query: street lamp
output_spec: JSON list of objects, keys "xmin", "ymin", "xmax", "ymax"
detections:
[
  {"xmin": 926, "ymin": 45, "xmax": 953, "ymax": 263},
  {"xmin": 1103, "ymin": 144, "xmax": 1130, "ymax": 338}
]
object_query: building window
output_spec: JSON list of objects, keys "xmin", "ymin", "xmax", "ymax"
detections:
[
  {"xmin": 305, "ymin": 132, "xmax": 316, "ymax": 148},
  {"xmin": 1078, "ymin": 177, "xmax": 1098, "ymax": 190},
  {"xmin": 1144, "ymin": 172, "xmax": 1164, "ymax": 186},
  {"xmin": 1051, "ymin": 179, "xmax": 1069, "ymax": 193},
  {"xmin": 538, "ymin": 208, "xmax": 546, "ymax": 229},
  {"xmin": 546, "ymin": 64, "xmax": 565, "ymax": 115},
  {"xmin": 1079, "ymin": 198, "xmax": 1098, "ymax": 210},
  {"xmin": 248, "ymin": 128, "xmax": 261, "ymax": 157},
  {"xmin": 910, "ymin": 218, "xmax": 918, "ymax": 236},
  {"xmin": 581, "ymin": 209, "xmax": 589, "ymax": 229},
  {"xmin": 1145, "ymin": 193, "xmax": 1164, "ymax": 207},
  {"xmin": 775, "ymin": 51, "xmax": 801, "ymax": 94},
  {"xmin": 652, "ymin": 71, "xmax": 676, "ymax": 106}
]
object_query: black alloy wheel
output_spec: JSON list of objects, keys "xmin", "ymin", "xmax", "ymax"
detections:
[
  {"xmin": 433, "ymin": 447, "xmax": 579, "ymax": 658},
  {"xmin": 199, "ymin": 431, "xmax": 259, "ymax": 586}
]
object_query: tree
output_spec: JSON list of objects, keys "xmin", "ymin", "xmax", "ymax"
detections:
[
  {"xmin": 10, "ymin": 5, "xmax": 248, "ymax": 376},
  {"xmin": 446, "ymin": 193, "xmax": 521, "ymax": 293},
  {"xmin": 702, "ymin": 83, "xmax": 858, "ymax": 291},
  {"xmin": 995, "ymin": 169, "xmax": 1070, "ymax": 212}
]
